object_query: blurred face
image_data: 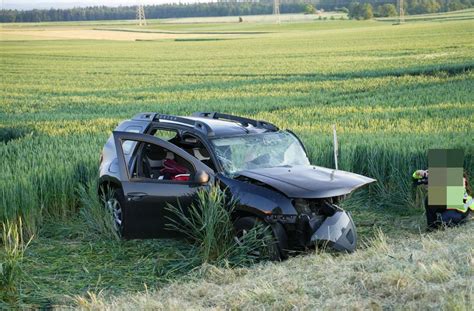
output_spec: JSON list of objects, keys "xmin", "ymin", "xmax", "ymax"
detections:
[
  {"xmin": 427, "ymin": 149, "xmax": 465, "ymax": 208},
  {"xmin": 464, "ymin": 177, "xmax": 467, "ymax": 189}
]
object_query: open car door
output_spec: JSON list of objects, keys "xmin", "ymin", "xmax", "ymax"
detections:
[{"xmin": 113, "ymin": 131, "xmax": 214, "ymax": 238}]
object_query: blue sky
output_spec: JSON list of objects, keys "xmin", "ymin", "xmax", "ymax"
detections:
[{"xmin": 2, "ymin": 1, "xmax": 210, "ymax": 10}]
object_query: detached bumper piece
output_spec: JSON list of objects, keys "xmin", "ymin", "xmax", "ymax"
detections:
[{"xmin": 310, "ymin": 211, "xmax": 357, "ymax": 252}]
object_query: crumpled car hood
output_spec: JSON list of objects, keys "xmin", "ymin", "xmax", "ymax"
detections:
[{"xmin": 236, "ymin": 165, "xmax": 376, "ymax": 198}]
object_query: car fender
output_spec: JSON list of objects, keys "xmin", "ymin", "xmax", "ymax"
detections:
[{"xmin": 98, "ymin": 175, "xmax": 123, "ymax": 193}]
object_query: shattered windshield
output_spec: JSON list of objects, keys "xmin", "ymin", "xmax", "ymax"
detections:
[{"xmin": 211, "ymin": 131, "xmax": 310, "ymax": 175}]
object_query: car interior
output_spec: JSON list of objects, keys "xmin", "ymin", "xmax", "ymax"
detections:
[
  {"xmin": 130, "ymin": 128, "xmax": 215, "ymax": 182},
  {"xmin": 170, "ymin": 134, "xmax": 215, "ymax": 171},
  {"xmin": 137, "ymin": 143, "xmax": 194, "ymax": 181}
]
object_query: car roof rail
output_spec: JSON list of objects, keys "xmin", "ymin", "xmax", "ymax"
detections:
[
  {"xmin": 132, "ymin": 112, "xmax": 157, "ymax": 121},
  {"xmin": 155, "ymin": 114, "xmax": 215, "ymax": 136},
  {"xmin": 192, "ymin": 112, "xmax": 279, "ymax": 131},
  {"xmin": 132, "ymin": 112, "xmax": 215, "ymax": 136}
]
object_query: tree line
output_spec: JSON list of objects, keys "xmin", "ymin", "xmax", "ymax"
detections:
[
  {"xmin": 343, "ymin": 0, "xmax": 473, "ymax": 19},
  {"xmin": 0, "ymin": 0, "xmax": 472, "ymax": 23},
  {"xmin": 0, "ymin": 2, "xmax": 308, "ymax": 23}
]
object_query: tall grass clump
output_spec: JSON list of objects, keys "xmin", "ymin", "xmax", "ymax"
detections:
[
  {"xmin": 77, "ymin": 180, "xmax": 120, "ymax": 241},
  {"xmin": 165, "ymin": 186, "xmax": 271, "ymax": 271},
  {"xmin": 0, "ymin": 218, "xmax": 32, "ymax": 306}
]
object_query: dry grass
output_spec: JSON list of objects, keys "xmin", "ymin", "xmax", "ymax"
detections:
[
  {"xmin": 0, "ymin": 27, "xmax": 239, "ymax": 41},
  {"xmin": 70, "ymin": 224, "xmax": 473, "ymax": 310}
]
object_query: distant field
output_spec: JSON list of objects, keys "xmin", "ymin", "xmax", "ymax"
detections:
[
  {"xmin": 0, "ymin": 10, "xmax": 473, "ymax": 308},
  {"xmin": 158, "ymin": 12, "xmax": 346, "ymax": 24},
  {"xmin": 0, "ymin": 13, "xmax": 348, "ymax": 41},
  {"xmin": 377, "ymin": 8, "xmax": 474, "ymax": 22}
]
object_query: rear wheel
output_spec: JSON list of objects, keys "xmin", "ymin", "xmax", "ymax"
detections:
[{"xmin": 233, "ymin": 216, "xmax": 285, "ymax": 261}]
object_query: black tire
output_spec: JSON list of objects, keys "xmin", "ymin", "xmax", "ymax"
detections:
[
  {"xmin": 233, "ymin": 216, "xmax": 285, "ymax": 261},
  {"xmin": 105, "ymin": 187, "xmax": 127, "ymax": 238}
]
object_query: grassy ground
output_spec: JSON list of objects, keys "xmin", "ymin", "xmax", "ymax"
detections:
[
  {"xmin": 17, "ymin": 220, "xmax": 188, "ymax": 307},
  {"xmin": 0, "ymin": 11, "xmax": 473, "ymax": 308},
  {"xmin": 377, "ymin": 8, "xmax": 474, "ymax": 22},
  {"xmin": 75, "ymin": 224, "xmax": 474, "ymax": 310}
]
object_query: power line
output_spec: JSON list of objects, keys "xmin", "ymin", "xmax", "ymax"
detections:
[
  {"xmin": 397, "ymin": 0, "xmax": 404, "ymax": 23},
  {"xmin": 137, "ymin": 3, "xmax": 146, "ymax": 26},
  {"xmin": 273, "ymin": 0, "xmax": 280, "ymax": 24}
]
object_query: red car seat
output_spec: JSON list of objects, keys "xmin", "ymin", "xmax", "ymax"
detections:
[{"xmin": 160, "ymin": 159, "xmax": 190, "ymax": 181}]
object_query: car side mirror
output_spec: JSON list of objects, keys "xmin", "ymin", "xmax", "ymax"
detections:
[{"xmin": 195, "ymin": 170, "xmax": 210, "ymax": 185}]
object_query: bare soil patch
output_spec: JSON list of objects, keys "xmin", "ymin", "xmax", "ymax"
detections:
[{"xmin": 0, "ymin": 27, "xmax": 219, "ymax": 41}]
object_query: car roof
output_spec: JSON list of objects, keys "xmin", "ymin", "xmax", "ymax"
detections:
[
  {"xmin": 130, "ymin": 112, "xmax": 278, "ymax": 138},
  {"xmin": 186, "ymin": 116, "xmax": 269, "ymax": 137}
]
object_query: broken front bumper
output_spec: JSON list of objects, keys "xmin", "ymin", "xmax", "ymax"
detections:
[{"xmin": 310, "ymin": 210, "xmax": 357, "ymax": 252}]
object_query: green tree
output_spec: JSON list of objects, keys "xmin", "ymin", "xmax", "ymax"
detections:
[
  {"xmin": 406, "ymin": 0, "xmax": 442, "ymax": 14},
  {"xmin": 349, "ymin": 2, "xmax": 373, "ymax": 20},
  {"xmin": 448, "ymin": 0, "xmax": 468, "ymax": 10},
  {"xmin": 361, "ymin": 3, "xmax": 374, "ymax": 19},
  {"xmin": 304, "ymin": 4, "xmax": 316, "ymax": 14},
  {"xmin": 377, "ymin": 3, "xmax": 398, "ymax": 17},
  {"xmin": 340, "ymin": 7, "xmax": 349, "ymax": 13},
  {"xmin": 348, "ymin": 2, "xmax": 361, "ymax": 19}
]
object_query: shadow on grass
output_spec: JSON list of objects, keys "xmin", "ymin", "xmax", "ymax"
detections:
[
  {"xmin": 0, "ymin": 127, "xmax": 35, "ymax": 144},
  {"xmin": 177, "ymin": 62, "xmax": 474, "ymax": 80}
]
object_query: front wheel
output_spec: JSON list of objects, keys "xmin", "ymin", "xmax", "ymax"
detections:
[
  {"xmin": 104, "ymin": 188, "xmax": 127, "ymax": 238},
  {"xmin": 233, "ymin": 216, "xmax": 286, "ymax": 261}
]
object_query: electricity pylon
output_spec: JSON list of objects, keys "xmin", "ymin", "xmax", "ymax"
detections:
[
  {"xmin": 397, "ymin": 0, "xmax": 404, "ymax": 23},
  {"xmin": 273, "ymin": 0, "xmax": 280, "ymax": 24},
  {"xmin": 137, "ymin": 3, "xmax": 147, "ymax": 26}
]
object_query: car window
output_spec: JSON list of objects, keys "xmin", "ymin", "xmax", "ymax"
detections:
[
  {"xmin": 180, "ymin": 134, "xmax": 216, "ymax": 171},
  {"xmin": 121, "ymin": 139, "xmax": 195, "ymax": 182},
  {"xmin": 152, "ymin": 128, "xmax": 178, "ymax": 141},
  {"xmin": 125, "ymin": 126, "xmax": 142, "ymax": 133},
  {"xmin": 211, "ymin": 131, "xmax": 309, "ymax": 175},
  {"xmin": 122, "ymin": 141, "xmax": 135, "ymax": 155},
  {"xmin": 122, "ymin": 126, "xmax": 142, "ymax": 155}
]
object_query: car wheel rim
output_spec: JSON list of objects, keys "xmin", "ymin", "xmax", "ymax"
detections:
[
  {"xmin": 234, "ymin": 229, "xmax": 261, "ymax": 256},
  {"xmin": 106, "ymin": 198, "xmax": 122, "ymax": 230},
  {"xmin": 234, "ymin": 229, "xmax": 248, "ymax": 246}
]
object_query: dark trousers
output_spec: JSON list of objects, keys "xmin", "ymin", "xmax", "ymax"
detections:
[{"xmin": 424, "ymin": 198, "xmax": 469, "ymax": 229}]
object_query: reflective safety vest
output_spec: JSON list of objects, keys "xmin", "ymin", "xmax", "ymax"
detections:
[
  {"xmin": 445, "ymin": 192, "xmax": 474, "ymax": 213},
  {"xmin": 412, "ymin": 171, "xmax": 424, "ymax": 179},
  {"xmin": 412, "ymin": 170, "xmax": 428, "ymax": 185},
  {"xmin": 455, "ymin": 192, "xmax": 474, "ymax": 213},
  {"xmin": 412, "ymin": 170, "xmax": 474, "ymax": 213}
]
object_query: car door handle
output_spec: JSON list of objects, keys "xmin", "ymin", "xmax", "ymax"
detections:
[{"xmin": 127, "ymin": 192, "xmax": 148, "ymax": 201}]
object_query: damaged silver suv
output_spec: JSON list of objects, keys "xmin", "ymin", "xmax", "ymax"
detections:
[{"xmin": 99, "ymin": 112, "xmax": 375, "ymax": 259}]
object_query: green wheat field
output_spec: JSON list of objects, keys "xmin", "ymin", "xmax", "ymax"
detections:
[{"xmin": 1, "ymin": 10, "xmax": 473, "ymax": 309}]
